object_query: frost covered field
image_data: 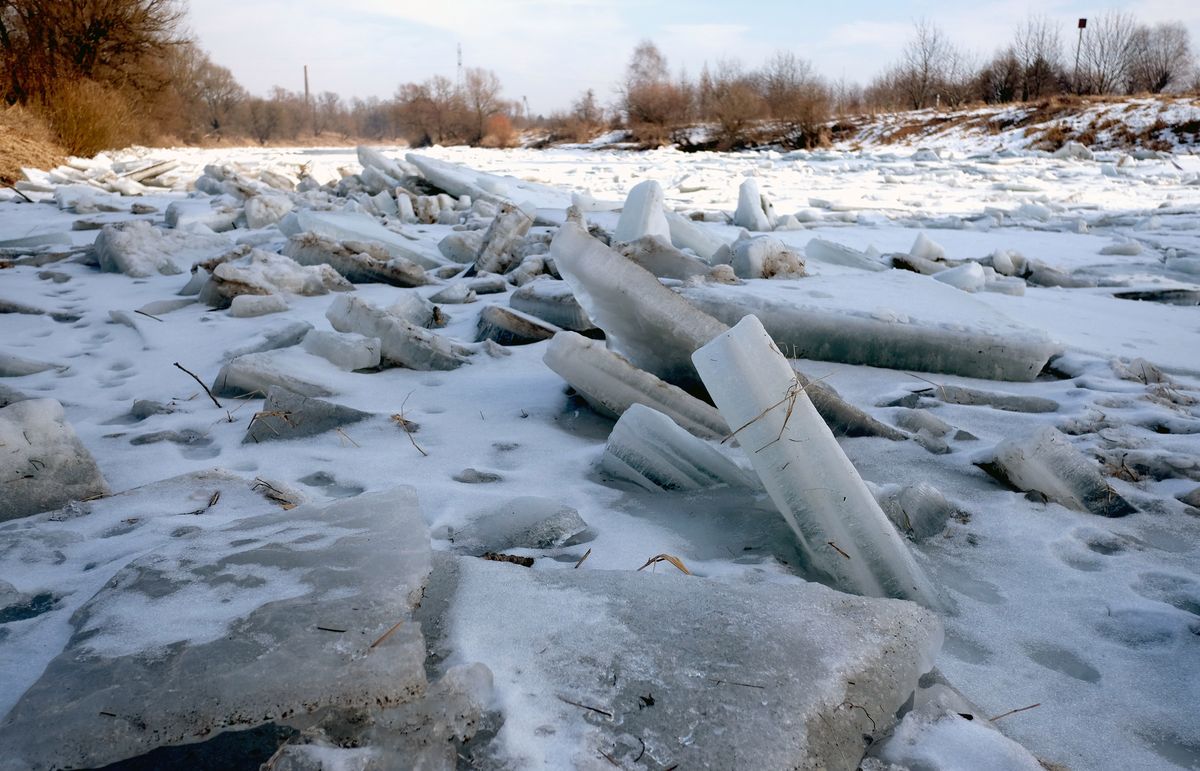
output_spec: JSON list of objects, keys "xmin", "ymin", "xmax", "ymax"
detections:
[{"xmin": 1, "ymin": 140, "xmax": 1199, "ymax": 770}]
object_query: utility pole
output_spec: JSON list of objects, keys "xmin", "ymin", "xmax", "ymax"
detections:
[
  {"xmin": 457, "ymin": 44, "xmax": 463, "ymax": 90},
  {"xmin": 1074, "ymin": 18, "xmax": 1087, "ymax": 95},
  {"xmin": 304, "ymin": 64, "xmax": 314, "ymax": 136}
]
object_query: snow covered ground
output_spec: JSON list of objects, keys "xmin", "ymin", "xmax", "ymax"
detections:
[{"xmin": 1, "ymin": 141, "xmax": 1199, "ymax": 770}]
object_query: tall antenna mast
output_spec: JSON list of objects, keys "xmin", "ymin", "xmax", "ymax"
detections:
[{"xmin": 457, "ymin": 43, "xmax": 463, "ymax": 88}]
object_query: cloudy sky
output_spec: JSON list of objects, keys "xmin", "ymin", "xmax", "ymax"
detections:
[{"xmin": 188, "ymin": 1, "xmax": 1199, "ymax": 113}]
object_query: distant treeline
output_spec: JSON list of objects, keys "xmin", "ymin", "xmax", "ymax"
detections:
[{"xmin": 1, "ymin": 2, "xmax": 1195, "ymax": 154}]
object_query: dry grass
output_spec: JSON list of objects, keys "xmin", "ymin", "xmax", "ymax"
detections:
[
  {"xmin": 38, "ymin": 79, "xmax": 139, "ymax": 157},
  {"xmin": 0, "ymin": 105, "xmax": 64, "ymax": 185}
]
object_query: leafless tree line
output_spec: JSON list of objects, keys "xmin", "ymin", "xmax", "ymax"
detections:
[
  {"xmin": 1, "ymin": 1, "xmax": 1196, "ymax": 154},
  {"xmin": 870, "ymin": 14, "xmax": 1195, "ymax": 112}
]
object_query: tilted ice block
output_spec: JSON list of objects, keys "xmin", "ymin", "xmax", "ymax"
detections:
[
  {"xmin": 92, "ymin": 220, "xmax": 229, "ymax": 278},
  {"xmin": 805, "ymin": 237, "xmax": 889, "ymax": 272},
  {"xmin": 212, "ymin": 349, "xmax": 337, "ymax": 398},
  {"xmin": 600, "ymin": 404, "xmax": 753, "ymax": 492},
  {"xmin": 223, "ymin": 320, "xmax": 313, "ymax": 359},
  {"xmin": 302, "ymin": 329, "xmax": 382, "ymax": 371},
  {"xmin": 733, "ymin": 177, "xmax": 773, "ymax": 231},
  {"xmin": 617, "ymin": 235, "xmax": 712, "ymax": 280},
  {"xmin": 283, "ymin": 232, "xmax": 427, "ymax": 287},
  {"xmin": 543, "ymin": 332, "xmax": 727, "ymax": 440},
  {"xmin": 326, "ymin": 295, "xmax": 471, "ymax": 371},
  {"xmin": 613, "ymin": 180, "xmax": 671, "ymax": 243},
  {"xmin": 975, "ymin": 426, "xmax": 1136, "ymax": 517},
  {"xmin": 476, "ymin": 305, "xmax": 559, "ymax": 346},
  {"xmin": 509, "ymin": 279, "xmax": 595, "ymax": 332},
  {"xmin": 357, "ymin": 145, "xmax": 412, "ymax": 180},
  {"xmin": 242, "ymin": 386, "xmax": 371, "ymax": 444},
  {"xmin": 795, "ymin": 371, "xmax": 907, "ymax": 440},
  {"xmin": 933, "ymin": 262, "xmax": 986, "ymax": 292},
  {"xmin": 0, "ymin": 487, "xmax": 431, "ymax": 771},
  {"xmin": 475, "ymin": 202, "xmax": 533, "ymax": 274},
  {"xmin": 438, "ymin": 229, "xmax": 485, "ymax": 264},
  {"xmin": 665, "ymin": 209, "xmax": 730, "ymax": 263},
  {"xmin": 909, "ymin": 232, "xmax": 946, "ymax": 261},
  {"xmin": 551, "ymin": 222, "xmax": 727, "ymax": 387},
  {"xmin": 405, "ymin": 153, "xmax": 568, "ymax": 209},
  {"xmin": 243, "ymin": 193, "xmax": 293, "ymax": 229},
  {"xmin": 292, "ymin": 209, "xmax": 446, "ymax": 269},
  {"xmin": 0, "ymin": 399, "xmax": 110, "ymax": 523},
  {"xmin": 445, "ymin": 555, "xmax": 941, "ymax": 770},
  {"xmin": 228, "ymin": 293, "xmax": 288, "ymax": 317},
  {"xmin": 200, "ymin": 247, "xmax": 352, "ymax": 307},
  {"xmin": 692, "ymin": 316, "xmax": 939, "ymax": 606},
  {"xmin": 873, "ymin": 481, "xmax": 957, "ymax": 541},
  {"xmin": 165, "ymin": 200, "xmax": 238, "ymax": 232},
  {"xmin": 679, "ymin": 272, "xmax": 1060, "ymax": 382}
]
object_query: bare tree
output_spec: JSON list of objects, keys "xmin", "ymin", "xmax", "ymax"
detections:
[
  {"xmin": 1079, "ymin": 11, "xmax": 1137, "ymax": 94},
  {"xmin": 0, "ymin": 0, "xmax": 184, "ymax": 104},
  {"xmin": 462, "ymin": 67, "xmax": 502, "ymax": 144},
  {"xmin": 897, "ymin": 19, "xmax": 950, "ymax": 109},
  {"xmin": 196, "ymin": 58, "xmax": 245, "ymax": 135},
  {"xmin": 245, "ymin": 96, "xmax": 280, "ymax": 144},
  {"xmin": 1013, "ymin": 15, "xmax": 1063, "ymax": 100},
  {"xmin": 701, "ymin": 59, "xmax": 763, "ymax": 148},
  {"xmin": 1127, "ymin": 22, "xmax": 1192, "ymax": 93},
  {"xmin": 762, "ymin": 51, "xmax": 830, "ymax": 146}
]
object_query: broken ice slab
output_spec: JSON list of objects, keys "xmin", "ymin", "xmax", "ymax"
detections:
[
  {"xmin": 600, "ymin": 403, "xmax": 754, "ymax": 492},
  {"xmin": 223, "ymin": 320, "xmax": 313, "ymax": 359},
  {"xmin": 286, "ymin": 209, "xmax": 446, "ymax": 269},
  {"xmin": 933, "ymin": 384, "xmax": 1059, "ymax": 413},
  {"xmin": 0, "ymin": 352, "xmax": 62, "ymax": 377},
  {"xmin": 405, "ymin": 153, "xmax": 569, "ymax": 209},
  {"xmin": 0, "ymin": 487, "xmax": 432, "ymax": 771},
  {"xmin": 733, "ymin": 177, "xmax": 774, "ymax": 231},
  {"xmin": 282, "ymin": 233, "xmax": 427, "ymax": 287},
  {"xmin": 446, "ymin": 497, "xmax": 587, "ymax": 555},
  {"xmin": 476, "ymin": 305, "xmax": 559, "ymax": 346},
  {"xmin": 693, "ymin": 315, "xmax": 939, "ymax": 606},
  {"xmin": 475, "ymin": 202, "xmax": 533, "ymax": 274},
  {"xmin": 92, "ymin": 220, "xmax": 229, "ymax": 278},
  {"xmin": 438, "ymin": 229, "xmax": 484, "ymax": 264},
  {"xmin": 444, "ymin": 555, "xmax": 941, "ymax": 769},
  {"xmin": 212, "ymin": 349, "xmax": 337, "ymax": 398},
  {"xmin": 0, "ymin": 399, "xmax": 110, "ymax": 523},
  {"xmin": 243, "ymin": 193, "xmax": 293, "ymax": 229},
  {"xmin": 795, "ymin": 371, "xmax": 908, "ymax": 440},
  {"xmin": 199, "ymin": 247, "xmax": 353, "ymax": 308},
  {"xmin": 873, "ymin": 482, "xmax": 957, "ymax": 541},
  {"xmin": 679, "ymin": 270, "xmax": 1061, "ymax": 382},
  {"xmin": 326, "ymin": 295, "xmax": 472, "ymax": 371},
  {"xmin": 664, "ymin": 209, "xmax": 730, "ymax": 263},
  {"xmin": 509, "ymin": 279, "xmax": 596, "ymax": 333},
  {"xmin": 302, "ymin": 329, "xmax": 381, "ymax": 371},
  {"xmin": 805, "ymin": 237, "xmax": 889, "ymax": 272},
  {"xmin": 616, "ymin": 234, "xmax": 712, "ymax": 280},
  {"xmin": 165, "ymin": 199, "xmax": 238, "ymax": 231},
  {"xmin": 228, "ymin": 293, "xmax": 287, "ymax": 317},
  {"xmin": 243, "ymin": 386, "xmax": 371, "ymax": 443},
  {"xmin": 543, "ymin": 332, "xmax": 728, "ymax": 440},
  {"xmin": 551, "ymin": 222, "xmax": 727, "ymax": 387},
  {"xmin": 976, "ymin": 426, "xmax": 1137, "ymax": 517},
  {"xmin": 613, "ymin": 179, "xmax": 671, "ymax": 244}
]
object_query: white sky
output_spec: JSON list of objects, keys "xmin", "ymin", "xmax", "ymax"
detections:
[{"xmin": 187, "ymin": 1, "xmax": 1200, "ymax": 114}]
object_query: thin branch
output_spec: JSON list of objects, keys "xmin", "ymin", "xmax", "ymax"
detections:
[{"xmin": 173, "ymin": 361, "xmax": 222, "ymax": 409}]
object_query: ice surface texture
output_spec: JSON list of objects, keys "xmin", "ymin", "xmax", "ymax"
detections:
[
  {"xmin": 0, "ymin": 487, "xmax": 432, "ymax": 771},
  {"xmin": 693, "ymin": 316, "xmax": 939, "ymax": 606},
  {"xmin": 447, "ymin": 557, "xmax": 941, "ymax": 770}
]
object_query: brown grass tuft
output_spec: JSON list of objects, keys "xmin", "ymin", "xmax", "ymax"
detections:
[
  {"xmin": 0, "ymin": 105, "xmax": 65, "ymax": 185},
  {"xmin": 38, "ymin": 80, "xmax": 138, "ymax": 157}
]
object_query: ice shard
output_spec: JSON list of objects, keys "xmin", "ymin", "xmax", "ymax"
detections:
[
  {"xmin": 475, "ymin": 202, "xmax": 533, "ymax": 274},
  {"xmin": 693, "ymin": 315, "xmax": 939, "ymax": 606},
  {"xmin": 600, "ymin": 404, "xmax": 754, "ymax": 491},
  {"xmin": 665, "ymin": 209, "xmax": 730, "ymax": 263},
  {"xmin": 733, "ymin": 178, "xmax": 773, "ymax": 231},
  {"xmin": 543, "ymin": 332, "xmax": 727, "ymax": 440},
  {"xmin": 975, "ymin": 426, "xmax": 1137, "ymax": 517},
  {"xmin": 326, "ymin": 295, "xmax": 472, "ymax": 371},
  {"xmin": 613, "ymin": 180, "xmax": 671, "ymax": 243},
  {"xmin": 551, "ymin": 222, "xmax": 726, "ymax": 387}
]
